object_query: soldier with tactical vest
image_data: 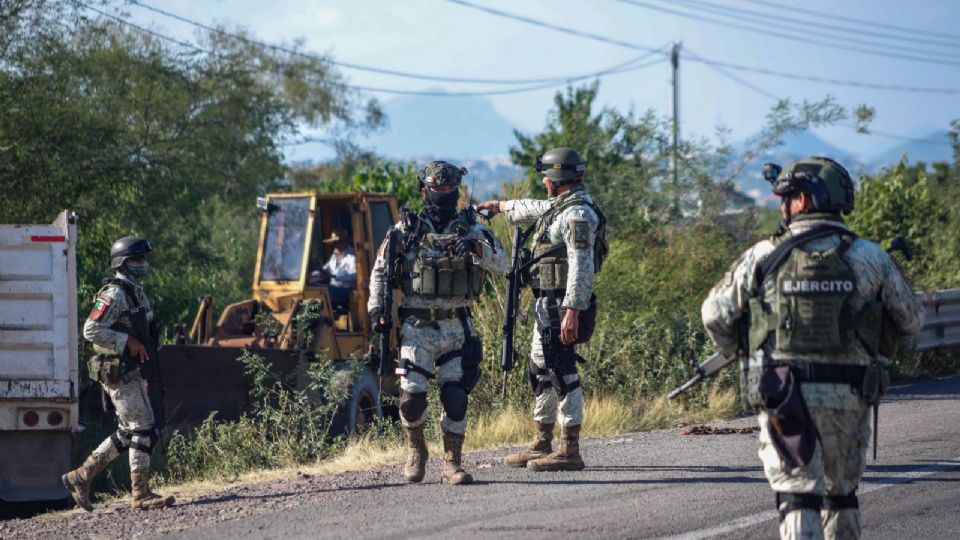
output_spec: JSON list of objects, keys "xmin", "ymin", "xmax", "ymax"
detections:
[
  {"xmin": 701, "ymin": 157, "xmax": 923, "ymax": 540},
  {"xmin": 477, "ymin": 147, "xmax": 606, "ymax": 472},
  {"xmin": 62, "ymin": 237, "xmax": 174, "ymax": 511},
  {"xmin": 369, "ymin": 161, "xmax": 509, "ymax": 485}
]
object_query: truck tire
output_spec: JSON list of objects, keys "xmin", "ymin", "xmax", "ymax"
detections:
[{"xmin": 330, "ymin": 366, "xmax": 382, "ymax": 436}]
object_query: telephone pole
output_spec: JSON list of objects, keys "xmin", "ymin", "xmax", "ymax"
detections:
[{"xmin": 671, "ymin": 41, "xmax": 681, "ymax": 212}]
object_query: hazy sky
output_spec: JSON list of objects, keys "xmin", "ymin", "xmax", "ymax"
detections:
[{"xmin": 122, "ymin": 0, "xmax": 960, "ymax": 160}]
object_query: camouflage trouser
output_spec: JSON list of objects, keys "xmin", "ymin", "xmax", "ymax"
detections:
[
  {"xmin": 529, "ymin": 297, "xmax": 584, "ymax": 427},
  {"xmin": 399, "ymin": 316, "xmax": 471, "ymax": 435},
  {"xmin": 758, "ymin": 382, "xmax": 871, "ymax": 540},
  {"xmin": 90, "ymin": 369, "xmax": 156, "ymax": 473}
]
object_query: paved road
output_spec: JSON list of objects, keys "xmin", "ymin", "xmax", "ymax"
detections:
[
  {"xmin": 4, "ymin": 376, "xmax": 958, "ymax": 539},
  {"xmin": 170, "ymin": 376, "xmax": 960, "ymax": 540}
]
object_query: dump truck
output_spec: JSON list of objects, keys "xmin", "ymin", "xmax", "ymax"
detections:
[
  {"xmin": 0, "ymin": 211, "xmax": 79, "ymax": 503},
  {"xmin": 159, "ymin": 192, "xmax": 400, "ymax": 434}
]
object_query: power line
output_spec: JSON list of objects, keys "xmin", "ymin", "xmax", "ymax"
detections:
[
  {"xmin": 614, "ymin": 0, "xmax": 960, "ymax": 67},
  {"xmin": 671, "ymin": 0, "xmax": 960, "ymax": 51},
  {"xmin": 74, "ymin": 1, "xmax": 666, "ymax": 98},
  {"xmin": 441, "ymin": 0, "xmax": 666, "ymax": 54},
  {"xmin": 128, "ymin": 0, "xmax": 666, "ymax": 86},
  {"xmin": 738, "ymin": 0, "xmax": 960, "ymax": 43},
  {"xmin": 683, "ymin": 48, "xmax": 780, "ymax": 100},
  {"xmin": 445, "ymin": 0, "xmax": 960, "ymax": 95}
]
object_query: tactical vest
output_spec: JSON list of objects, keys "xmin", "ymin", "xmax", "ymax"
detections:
[
  {"xmin": 88, "ymin": 279, "xmax": 148, "ymax": 383},
  {"xmin": 527, "ymin": 190, "xmax": 607, "ymax": 291},
  {"xmin": 398, "ymin": 214, "xmax": 487, "ymax": 299},
  {"xmin": 740, "ymin": 232, "xmax": 885, "ymax": 409}
]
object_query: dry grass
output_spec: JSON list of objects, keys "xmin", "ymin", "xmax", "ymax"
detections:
[{"xmin": 152, "ymin": 389, "xmax": 740, "ymax": 501}]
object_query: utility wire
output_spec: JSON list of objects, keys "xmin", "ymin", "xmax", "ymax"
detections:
[
  {"xmin": 76, "ymin": 1, "xmax": 666, "ymax": 98},
  {"xmin": 128, "ymin": 0, "xmax": 667, "ymax": 86},
  {"xmin": 738, "ymin": 0, "xmax": 960, "ymax": 43},
  {"xmin": 444, "ymin": 0, "xmax": 960, "ymax": 94},
  {"xmin": 614, "ymin": 0, "xmax": 960, "ymax": 67},
  {"xmin": 671, "ymin": 0, "xmax": 960, "ymax": 51},
  {"xmin": 683, "ymin": 48, "xmax": 780, "ymax": 100}
]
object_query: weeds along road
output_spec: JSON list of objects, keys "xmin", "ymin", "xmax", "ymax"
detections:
[{"xmin": 4, "ymin": 376, "xmax": 959, "ymax": 539}]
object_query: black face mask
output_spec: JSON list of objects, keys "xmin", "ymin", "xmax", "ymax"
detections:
[{"xmin": 424, "ymin": 188, "xmax": 459, "ymax": 223}]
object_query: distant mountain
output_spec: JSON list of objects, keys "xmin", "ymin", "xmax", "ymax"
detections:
[
  {"xmin": 869, "ymin": 131, "xmax": 953, "ymax": 168},
  {"xmin": 364, "ymin": 93, "xmax": 518, "ymax": 160}
]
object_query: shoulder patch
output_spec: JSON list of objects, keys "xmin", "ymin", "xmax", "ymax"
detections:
[
  {"xmin": 573, "ymin": 220, "xmax": 591, "ymax": 249},
  {"xmin": 89, "ymin": 297, "xmax": 111, "ymax": 321}
]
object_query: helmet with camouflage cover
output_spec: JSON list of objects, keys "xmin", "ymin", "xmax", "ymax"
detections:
[
  {"xmin": 418, "ymin": 160, "xmax": 467, "ymax": 190},
  {"xmin": 536, "ymin": 147, "xmax": 585, "ymax": 184},
  {"xmin": 109, "ymin": 236, "xmax": 153, "ymax": 269},
  {"xmin": 770, "ymin": 156, "xmax": 854, "ymax": 215}
]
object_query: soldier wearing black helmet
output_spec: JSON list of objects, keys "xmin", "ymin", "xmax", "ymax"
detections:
[
  {"xmin": 478, "ymin": 147, "xmax": 607, "ymax": 472},
  {"xmin": 369, "ymin": 161, "xmax": 508, "ymax": 485},
  {"xmin": 62, "ymin": 237, "xmax": 174, "ymax": 511},
  {"xmin": 701, "ymin": 157, "xmax": 923, "ymax": 539}
]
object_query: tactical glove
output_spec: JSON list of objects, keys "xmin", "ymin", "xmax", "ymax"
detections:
[{"xmin": 453, "ymin": 237, "xmax": 479, "ymax": 257}]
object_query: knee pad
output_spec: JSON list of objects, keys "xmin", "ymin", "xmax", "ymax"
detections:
[
  {"xmin": 130, "ymin": 429, "xmax": 157, "ymax": 454},
  {"xmin": 823, "ymin": 491, "xmax": 859, "ymax": 510},
  {"xmin": 439, "ymin": 383, "xmax": 468, "ymax": 422},
  {"xmin": 776, "ymin": 492, "xmax": 823, "ymax": 521},
  {"xmin": 399, "ymin": 391, "xmax": 428, "ymax": 422}
]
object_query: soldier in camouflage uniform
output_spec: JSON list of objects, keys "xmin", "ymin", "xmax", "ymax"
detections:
[
  {"xmin": 62, "ymin": 237, "xmax": 174, "ymax": 511},
  {"xmin": 701, "ymin": 157, "xmax": 923, "ymax": 540},
  {"xmin": 369, "ymin": 161, "xmax": 508, "ymax": 485},
  {"xmin": 477, "ymin": 147, "xmax": 606, "ymax": 472}
]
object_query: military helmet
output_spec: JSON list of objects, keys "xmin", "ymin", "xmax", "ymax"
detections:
[
  {"xmin": 109, "ymin": 236, "xmax": 153, "ymax": 269},
  {"xmin": 418, "ymin": 161, "xmax": 467, "ymax": 189},
  {"xmin": 536, "ymin": 147, "xmax": 585, "ymax": 184},
  {"xmin": 769, "ymin": 156, "xmax": 854, "ymax": 215}
]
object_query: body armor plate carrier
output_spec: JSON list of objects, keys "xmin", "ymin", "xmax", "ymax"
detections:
[{"xmin": 527, "ymin": 190, "xmax": 607, "ymax": 292}]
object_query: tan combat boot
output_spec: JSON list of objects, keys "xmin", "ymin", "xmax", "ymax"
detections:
[
  {"xmin": 441, "ymin": 432, "xmax": 473, "ymax": 485},
  {"xmin": 403, "ymin": 426, "xmax": 428, "ymax": 483},
  {"xmin": 62, "ymin": 455, "xmax": 107, "ymax": 512},
  {"xmin": 527, "ymin": 424, "xmax": 585, "ymax": 472},
  {"xmin": 130, "ymin": 471, "xmax": 175, "ymax": 510},
  {"xmin": 504, "ymin": 421, "xmax": 554, "ymax": 468}
]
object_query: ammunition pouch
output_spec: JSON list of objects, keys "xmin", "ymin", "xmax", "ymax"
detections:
[
  {"xmin": 87, "ymin": 354, "xmax": 135, "ymax": 385},
  {"xmin": 533, "ymin": 290, "xmax": 597, "ymax": 345},
  {"xmin": 529, "ymin": 242, "xmax": 568, "ymax": 290},
  {"xmin": 400, "ymin": 231, "xmax": 486, "ymax": 299},
  {"xmin": 859, "ymin": 364, "xmax": 889, "ymax": 405}
]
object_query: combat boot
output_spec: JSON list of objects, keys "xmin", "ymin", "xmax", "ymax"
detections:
[
  {"xmin": 130, "ymin": 471, "xmax": 175, "ymax": 510},
  {"xmin": 403, "ymin": 426, "xmax": 428, "ymax": 483},
  {"xmin": 441, "ymin": 431, "xmax": 473, "ymax": 485},
  {"xmin": 504, "ymin": 421, "xmax": 554, "ymax": 468},
  {"xmin": 527, "ymin": 424, "xmax": 585, "ymax": 472},
  {"xmin": 61, "ymin": 454, "xmax": 107, "ymax": 512}
]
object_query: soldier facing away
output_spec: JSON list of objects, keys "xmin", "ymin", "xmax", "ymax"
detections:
[
  {"xmin": 477, "ymin": 147, "xmax": 606, "ymax": 472},
  {"xmin": 62, "ymin": 237, "xmax": 174, "ymax": 511},
  {"xmin": 701, "ymin": 157, "xmax": 923, "ymax": 539},
  {"xmin": 369, "ymin": 161, "xmax": 509, "ymax": 485}
]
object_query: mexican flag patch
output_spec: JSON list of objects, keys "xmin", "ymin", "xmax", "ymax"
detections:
[{"xmin": 89, "ymin": 297, "xmax": 110, "ymax": 321}]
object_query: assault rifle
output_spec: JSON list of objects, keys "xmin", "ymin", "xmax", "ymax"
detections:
[
  {"xmin": 377, "ymin": 228, "xmax": 399, "ymax": 397},
  {"xmin": 500, "ymin": 226, "xmax": 529, "ymax": 399},
  {"xmin": 667, "ymin": 351, "xmax": 736, "ymax": 400},
  {"xmin": 131, "ymin": 311, "xmax": 167, "ymax": 431}
]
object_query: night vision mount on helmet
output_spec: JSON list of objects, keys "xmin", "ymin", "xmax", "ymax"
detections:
[
  {"xmin": 536, "ymin": 147, "xmax": 585, "ymax": 185},
  {"xmin": 109, "ymin": 237, "xmax": 153, "ymax": 269},
  {"xmin": 763, "ymin": 156, "xmax": 855, "ymax": 215}
]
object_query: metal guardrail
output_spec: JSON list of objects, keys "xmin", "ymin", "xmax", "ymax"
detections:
[{"xmin": 914, "ymin": 289, "xmax": 960, "ymax": 352}]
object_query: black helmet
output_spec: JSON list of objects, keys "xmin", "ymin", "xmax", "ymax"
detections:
[
  {"xmin": 110, "ymin": 237, "xmax": 153, "ymax": 269},
  {"xmin": 536, "ymin": 147, "xmax": 585, "ymax": 184},
  {"xmin": 418, "ymin": 161, "xmax": 467, "ymax": 190},
  {"xmin": 766, "ymin": 156, "xmax": 855, "ymax": 215}
]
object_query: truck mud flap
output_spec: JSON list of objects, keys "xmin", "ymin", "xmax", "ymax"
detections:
[
  {"xmin": 158, "ymin": 345, "xmax": 299, "ymax": 427},
  {"xmin": 0, "ymin": 431, "xmax": 70, "ymax": 502}
]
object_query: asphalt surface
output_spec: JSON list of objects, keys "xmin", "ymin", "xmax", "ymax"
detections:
[
  {"xmin": 4, "ymin": 376, "xmax": 957, "ymax": 539},
  {"xmin": 163, "ymin": 375, "xmax": 960, "ymax": 540}
]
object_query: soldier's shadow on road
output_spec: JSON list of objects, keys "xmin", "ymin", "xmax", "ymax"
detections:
[
  {"xmin": 477, "ymin": 464, "xmax": 767, "ymax": 486},
  {"xmin": 185, "ymin": 482, "xmax": 408, "ymax": 507}
]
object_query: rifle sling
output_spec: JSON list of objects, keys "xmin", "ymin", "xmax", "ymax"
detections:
[{"xmin": 754, "ymin": 225, "xmax": 853, "ymax": 286}]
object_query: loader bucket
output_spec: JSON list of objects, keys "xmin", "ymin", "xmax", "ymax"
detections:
[{"xmin": 158, "ymin": 345, "xmax": 299, "ymax": 427}]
